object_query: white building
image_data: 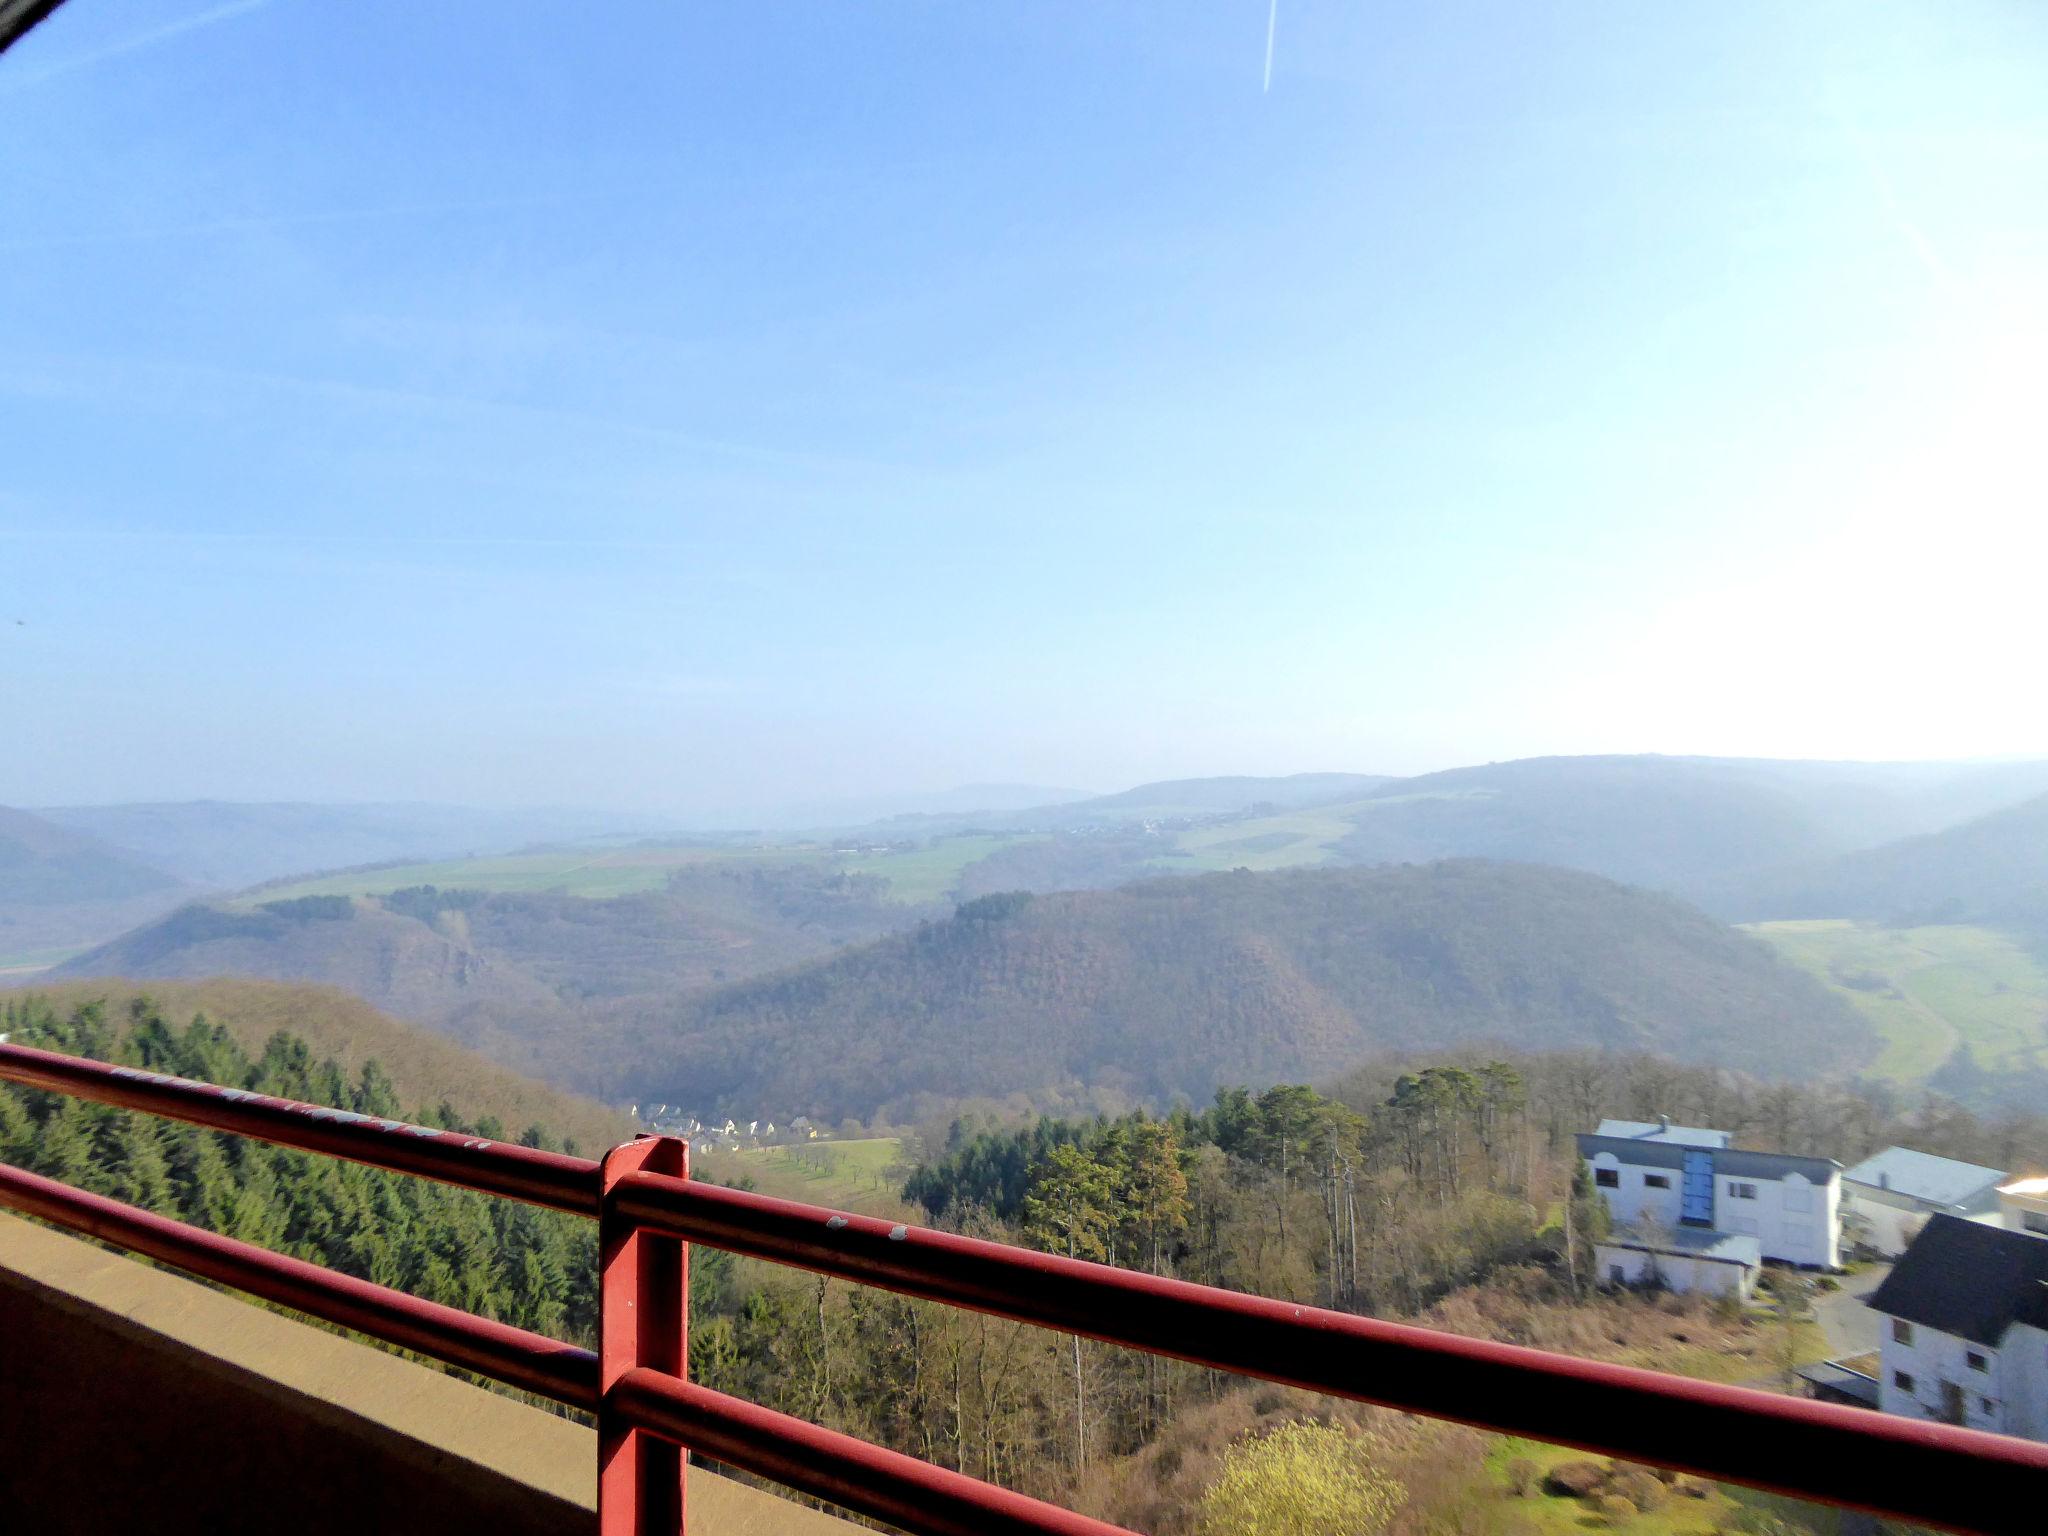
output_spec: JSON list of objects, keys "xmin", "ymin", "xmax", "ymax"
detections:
[
  {"xmin": 1578, "ymin": 1117, "xmax": 1842, "ymax": 1284},
  {"xmin": 1595, "ymin": 1227, "xmax": 1762, "ymax": 1299},
  {"xmin": 1869, "ymin": 1213, "xmax": 2048, "ymax": 1442},
  {"xmin": 1998, "ymin": 1176, "xmax": 2048, "ymax": 1237},
  {"xmin": 1839, "ymin": 1147, "xmax": 2006, "ymax": 1258}
]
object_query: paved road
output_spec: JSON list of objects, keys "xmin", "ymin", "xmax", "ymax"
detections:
[{"xmin": 1815, "ymin": 1262, "xmax": 1893, "ymax": 1359}]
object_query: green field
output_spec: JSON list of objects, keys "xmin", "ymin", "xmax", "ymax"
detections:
[
  {"xmin": 836, "ymin": 835, "xmax": 1044, "ymax": 903},
  {"xmin": 1749, "ymin": 919, "xmax": 2048, "ymax": 1080},
  {"xmin": 1154, "ymin": 802, "xmax": 1364, "ymax": 874},
  {"xmin": 238, "ymin": 835, "xmax": 1033, "ymax": 908},
  {"xmin": 691, "ymin": 1137, "xmax": 907, "ymax": 1215}
]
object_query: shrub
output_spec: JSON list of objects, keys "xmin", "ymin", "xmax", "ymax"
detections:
[
  {"xmin": 1543, "ymin": 1460, "xmax": 1609, "ymax": 1498},
  {"xmin": 1611, "ymin": 1469, "xmax": 1665, "ymax": 1510},
  {"xmin": 1197, "ymin": 1421, "xmax": 1404, "ymax": 1536},
  {"xmin": 1505, "ymin": 1457, "xmax": 1540, "ymax": 1497},
  {"xmin": 1594, "ymin": 1493, "xmax": 1638, "ymax": 1520}
]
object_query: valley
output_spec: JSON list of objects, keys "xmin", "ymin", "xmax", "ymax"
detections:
[{"xmin": 1751, "ymin": 919, "xmax": 2048, "ymax": 1085}]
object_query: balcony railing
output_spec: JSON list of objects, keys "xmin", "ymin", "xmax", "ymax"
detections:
[{"xmin": 2, "ymin": 1038, "xmax": 2043, "ymax": 1535}]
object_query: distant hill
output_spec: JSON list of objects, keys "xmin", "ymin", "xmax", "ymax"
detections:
[
  {"xmin": 939, "ymin": 757, "xmax": 2048, "ymax": 906},
  {"xmin": 1, "ymin": 976, "xmax": 632, "ymax": 1151},
  {"xmin": 0, "ymin": 806, "xmax": 180, "ymax": 905},
  {"xmin": 34, "ymin": 800, "xmax": 668, "ymax": 892},
  {"xmin": 1323, "ymin": 757, "xmax": 2048, "ymax": 896},
  {"xmin": 1043, "ymin": 773, "xmax": 1393, "ymax": 821},
  {"xmin": 620, "ymin": 861, "xmax": 1873, "ymax": 1124},
  {"xmin": 52, "ymin": 864, "xmax": 922, "ymax": 1086},
  {"xmin": 0, "ymin": 806, "xmax": 191, "ymax": 964},
  {"xmin": 1713, "ymin": 792, "xmax": 2048, "ymax": 930}
]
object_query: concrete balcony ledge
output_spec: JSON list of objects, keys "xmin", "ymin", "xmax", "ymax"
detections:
[{"xmin": 0, "ymin": 1212, "xmax": 857, "ymax": 1535}]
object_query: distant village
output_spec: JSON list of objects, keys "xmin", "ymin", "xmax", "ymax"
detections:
[
  {"xmin": 630, "ymin": 1102, "xmax": 820, "ymax": 1150},
  {"xmin": 1581, "ymin": 1115, "xmax": 2048, "ymax": 1441}
]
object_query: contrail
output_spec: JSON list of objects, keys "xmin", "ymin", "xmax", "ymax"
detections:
[
  {"xmin": 1825, "ymin": 86, "xmax": 1960, "ymax": 300},
  {"xmin": 3, "ymin": 0, "xmax": 271, "ymax": 93},
  {"xmin": 1263, "ymin": 0, "xmax": 1278, "ymax": 93}
]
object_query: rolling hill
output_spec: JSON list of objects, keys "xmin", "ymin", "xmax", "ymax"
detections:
[
  {"xmin": 34, "ymin": 800, "xmax": 667, "ymax": 892},
  {"xmin": 619, "ymin": 861, "xmax": 1874, "ymax": 1124},
  {"xmin": 1709, "ymin": 792, "xmax": 2048, "ymax": 930},
  {"xmin": 1, "ymin": 976, "xmax": 632, "ymax": 1150},
  {"xmin": 51, "ymin": 865, "xmax": 923, "ymax": 1086},
  {"xmin": 0, "ymin": 806, "xmax": 191, "ymax": 967}
]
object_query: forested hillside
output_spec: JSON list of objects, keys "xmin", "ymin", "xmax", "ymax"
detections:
[
  {"xmin": 4, "ymin": 979, "xmax": 631, "ymax": 1152},
  {"xmin": 622, "ymin": 862, "xmax": 1872, "ymax": 1123},
  {"xmin": 54, "ymin": 866, "xmax": 920, "ymax": 1086},
  {"xmin": 0, "ymin": 995, "xmax": 603, "ymax": 1364}
]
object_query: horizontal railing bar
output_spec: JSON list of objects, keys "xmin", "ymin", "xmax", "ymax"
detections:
[
  {"xmin": 0, "ymin": 1041, "xmax": 599, "ymax": 1215},
  {"xmin": 8, "ymin": 1038, "xmax": 2043, "ymax": 1532},
  {"xmin": 611, "ymin": 1367, "xmax": 1136, "ymax": 1536},
  {"xmin": 612, "ymin": 1170, "xmax": 2048, "ymax": 1535},
  {"xmin": 0, "ymin": 1160, "xmax": 598, "ymax": 1409}
]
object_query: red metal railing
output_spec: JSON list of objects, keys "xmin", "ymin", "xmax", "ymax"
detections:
[{"xmin": 3, "ymin": 1038, "xmax": 2045, "ymax": 1536}]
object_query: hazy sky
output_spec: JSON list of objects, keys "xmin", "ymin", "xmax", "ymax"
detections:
[{"xmin": 3, "ymin": 2, "xmax": 2044, "ymax": 816}]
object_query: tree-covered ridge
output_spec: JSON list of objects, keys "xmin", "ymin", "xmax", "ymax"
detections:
[
  {"xmin": 0, "ymin": 994, "xmax": 600, "ymax": 1355},
  {"xmin": 5, "ymin": 979, "xmax": 632, "ymax": 1154},
  {"xmin": 630, "ymin": 861, "xmax": 1873, "ymax": 1122}
]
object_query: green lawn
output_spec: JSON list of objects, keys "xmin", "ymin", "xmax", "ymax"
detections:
[
  {"xmin": 1478, "ymin": 1438, "xmax": 1734, "ymax": 1534},
  {"xmin": 1476, "ymin": 1432, "xmax": 1855, "ymax": 1536},
  {"xmin": 1748, "ymin": 919, "xmax": 2048, "ymax": 1080},
  {"xmin": 690, "ymin": 1138, "xmax": 908, "ymax": 1215}
]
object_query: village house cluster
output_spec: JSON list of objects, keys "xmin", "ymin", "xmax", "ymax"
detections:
[
  {"xmin": 630, "ymin": 1103, "xmax": 818, "ymax": 1150},
  {"xmin": 1581, "ymin": 1116, "xmax": 2048, "ymax": 1444}
]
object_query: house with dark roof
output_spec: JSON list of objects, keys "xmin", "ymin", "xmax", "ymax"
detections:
[
  {"xmin": 1840, "ymin": 1146, "xmax": 2006, "ymax": 1257},
  {"xmin": 1869, "ymin": 1214, "xmax": 2048, "ymax": 1442},
  {"xmin": 1578, "ymin": 1117, "xmax": 1842, "ymax": 1285}
]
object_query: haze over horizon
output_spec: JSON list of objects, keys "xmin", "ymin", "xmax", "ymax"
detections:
[{"xmin": 6, "ymin": 2, "xmax": 2045, "ymax": 814}]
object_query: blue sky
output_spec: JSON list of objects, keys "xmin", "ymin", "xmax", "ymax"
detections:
[{"xmin": 3, "ymin": 1, "xmax": 2044, "ymax": 816}]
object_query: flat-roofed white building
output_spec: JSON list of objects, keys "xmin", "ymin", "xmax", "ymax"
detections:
[
  {"xmin": 1578, "ymin": 1116, "xmax": 1842, "ymax": 1278},
  {"xmin": 1840, "ymin": 1146, "xmax": 2006, "ymax": 1258},
  {"xmin": 1594, "ymin": 1227, "xmax": 1762, "ymax": 1299}
]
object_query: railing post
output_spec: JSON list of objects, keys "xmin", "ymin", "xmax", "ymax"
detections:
[{"xmin": 600, "ymin": 1135, "xmax": 690, "ymax": 1535}]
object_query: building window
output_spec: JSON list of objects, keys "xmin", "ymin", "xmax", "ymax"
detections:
[
  {"xmin": 1609, "ymin": 1264, "xmax": 1625, "ymax": 1284},
  {"xmin": 2025, "ymin": 1211, "xmax": 2048, "ymax": 1236},
  {"xmin": 1728, "ymin": 1181, "xmax": 1758, "ymax": 1200},
  {"xmin": 1982, "ymin": 1396, "xmax": 1996, "ymax": 1415},
  {"xmin": 1892, "ymin": 1319, "xmax": 1913, "ymax": 1345},
  {"xmin": 1595, "ymin": 1168, "xmax": 1618, "ymax": 1188},
  {"xmin": 1967, "ymin": 1351, "xmax": 1989, "ymax": 1372},
  {"xmin": 1644, "ymin": 1174, "xmax": 1670, "ymax": 1189},
  {"xmin": 1893, "ymin": 1371, "xmax": 1915, "ymax": 1393}
]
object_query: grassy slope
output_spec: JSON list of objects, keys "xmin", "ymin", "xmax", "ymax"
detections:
[
  {"xmin": 1, "ymin": 976, "xmax": 632, "ymax": 1152},
  {"xmin": 1749, "ymin": 919, "xmax": 2048, "ymax": 1080},
  {"xmin": 238, "ymin": 834, "xmax": 1036, "ymax": 907},
  {"xmin": 689, "ymin": 1137, "xmax": 907, "ymax": 1216},
  {"xmin": 1154, "ymin": 803, "xmax": 1363, "ymax": 873}
]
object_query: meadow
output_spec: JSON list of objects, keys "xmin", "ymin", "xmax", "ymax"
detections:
[
  {"xmin": 1749, "ymin": 918, "xmax": 2048, "ymax": 1080},
  {"xmin": 238, "ymin": 834, "xmax": 1034, "ymax": 908},
  {"xmin": 690, "ymin": 1137, "xmax": 908, "ymax": 1215}
]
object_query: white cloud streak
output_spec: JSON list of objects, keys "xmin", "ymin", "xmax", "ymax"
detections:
[{"xmin": 2, "ymin": 0, "xmax": 271, "ymax": 94}]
